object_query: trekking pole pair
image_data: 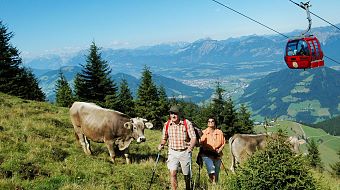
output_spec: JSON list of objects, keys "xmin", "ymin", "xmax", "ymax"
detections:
[
  {"xmin": 192, "ymin": 163, "xmax": 202, "ymax": 190},
  {"xmin": 192, "ymin": 153, "xmax": 203, "ymax": 190},
  {"xmin": 148, "ymin": 150, "xmax": 161, "ymax": 189}
]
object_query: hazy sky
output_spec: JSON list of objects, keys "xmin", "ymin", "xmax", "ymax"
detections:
[{"xmin": 1, "ymin": 0, "xmax": 340, "ymax": 58}]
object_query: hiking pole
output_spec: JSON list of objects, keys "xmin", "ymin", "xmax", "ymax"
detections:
[
  {"xmin": 148, "ymin": 151, "xmax": 161, "ymax": 189},
  {"xmin": 192, "ymin": 163, "xmax": 201, "ymax": 190},
  {"xmin": 193, "ymin": 153, "xmax": 203, "ymax": 190},
  {"xmin": 220, "ymin": 160, "xmax": 229, "ymax": 176},
  {"xmin": 198, "ymin": 164, "xmax": 201, "ymax": 187}
]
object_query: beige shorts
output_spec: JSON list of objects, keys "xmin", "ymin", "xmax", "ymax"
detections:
[{"xmin": 167, "ymin": 149, "xmax": 192, "ymax": 175}]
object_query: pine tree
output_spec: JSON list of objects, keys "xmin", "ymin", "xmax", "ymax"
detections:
[
  {"xmin": 221, "ymin": 97, "xmax": 239, "ymax": 138},
  {"xmin": 307, "ymin": 139, "xmax": 323, "ymax": 170},
  {"xmin": 136, "ymin": 66, "xmax": 160, "ymax": 128},
  {"xmin": 74, "ymin": 41, "xmax": 117, "ymax": 106},
  {"xmin": 211, "ymin": 82, "xmax": 225, "ymax": 126},
  {"xmin": 0, "ymin": 21, "xmax": 45, "ymax": 101},
  {"xmin": 195, "ymin": 103, "xmax": 214, "ymax": 129},
  {"xmin": 55, "ymin": 70, "xmax": 74, "ymax": 107},
  {"xmin": 237, "ymin": 104, "xmax": 254, "ymax": 134},
  {"xmin": 158, "ymin": 85, "xmax": 169, "ymax": 121},
  {"xmin": 115, "ymin": 79, "xmax": 135, "ymax": 117}
]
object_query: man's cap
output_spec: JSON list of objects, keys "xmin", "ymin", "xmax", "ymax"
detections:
[{"xmin": 169, "ymin": 105, "xmax": 181, "ymax": 113}]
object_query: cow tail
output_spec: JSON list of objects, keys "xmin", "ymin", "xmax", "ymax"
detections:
[
  {"xmin": 229, "ymin": 136, "xmax": 234, "ymax": 156},
  {"xmin": 229, "ymin": 135, "xmax": 236, "ymax": 171}
]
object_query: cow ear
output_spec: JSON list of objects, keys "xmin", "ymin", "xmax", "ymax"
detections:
[
  {"xmin": 145, "ymin": 122, "xmax": 153, "ymax": 129},
  {"xmin": 298, "ymin": 139, "xmax": 306, "ymax": 144},
  {"xmin": 124, "ymin": 122, "xmax": 133, "ymax": 130}
]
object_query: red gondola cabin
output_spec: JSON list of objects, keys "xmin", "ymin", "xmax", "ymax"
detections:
[{"xmin": 284, "ymin": 36, "xmax": 324, "ymax": 69}]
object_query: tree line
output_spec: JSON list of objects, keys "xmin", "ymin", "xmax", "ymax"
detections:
[{"xmin": 54, "ymin": 41, "xmax": 254, "ymax": 135}]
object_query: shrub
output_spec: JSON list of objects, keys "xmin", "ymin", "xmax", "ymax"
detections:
[{"xmin": 228, "ymin": 134, "xmax": 319, "ymax": 190}]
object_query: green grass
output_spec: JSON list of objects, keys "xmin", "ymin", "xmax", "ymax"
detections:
[
  {"xmin": 0, "ymin": 93, "xmax": 339, "ymax": 189},
  {"xmin": 255, "ymin": 120, "xmax": 340, "ymax": 172}
]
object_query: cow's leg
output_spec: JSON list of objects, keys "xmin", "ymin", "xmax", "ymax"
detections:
[
  {"xmin": 83, "ymin": 136, "xmax": 92, "ymax": 155},
  {"xmin": 104, "ymin": 140, "xmax": 116, "ymax": 163},
  {"xmin": 123, "ymin": 149, "xmax": 130, "ymax": 164},
  {"xmin": 74, "ymin": 129, "xmax": 92, "ymax": 155},
  {"xmin": 79, "ymin": 134, "xmax": 91, "ymax": 155}
]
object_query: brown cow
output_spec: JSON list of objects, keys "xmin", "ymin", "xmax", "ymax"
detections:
[
  {"xmin": 229, "ymin": 133, "xmax": 305, "ymax": 172},
  {"xmin": 70, "ymin": 102, "xmax": 153, "ymax": 164}
]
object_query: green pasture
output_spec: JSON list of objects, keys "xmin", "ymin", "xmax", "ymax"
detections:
[
  {"xmin": 255, "ymin": 120, "xmax": 340, "ymax": 171},
  {"xmin": 0, "ymin": 93, "xmax": 339, "ymax": 189}
]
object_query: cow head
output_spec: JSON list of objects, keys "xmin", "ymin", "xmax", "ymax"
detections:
[
  {"xmin": 287, "ymin": 136, "xmax": 306, "ymax": 153},
  {"xmin": 124, "ymin": 117, "xmax": 153, "ymax": 143}
]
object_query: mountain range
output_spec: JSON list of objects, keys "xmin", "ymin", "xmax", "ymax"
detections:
[
  {"xmin": 27, "ymin": 24, "xmax": 340, "ymax": 124},
  {"xmin": 26, "ymin": 24, "xmax": 340, "ymax": 80}
]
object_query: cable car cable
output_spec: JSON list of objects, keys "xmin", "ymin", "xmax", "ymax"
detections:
[
  {"xmin": 211, "ymin": 0, "xmax": 289, "ymax": 39},
  {"xmin": 325, "ymin": 55, "xmax": 340, "ymax": 65},
  {"xmin": 210, "ymin": 0, "xmax": 340, "ymax": 65},
  {"xmin": 288, "ymin": 0, "xmax": 340, "ymax": 32}
]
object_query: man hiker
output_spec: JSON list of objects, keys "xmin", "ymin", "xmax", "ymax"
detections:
[{"xmin": 158, "ymin": 105, "xmax": 197, "ymax": 190}]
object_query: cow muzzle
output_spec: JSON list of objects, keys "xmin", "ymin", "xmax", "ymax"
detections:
[{"xmin": 137, "ymin": 136, "xmax": 146, "ymax": 143}]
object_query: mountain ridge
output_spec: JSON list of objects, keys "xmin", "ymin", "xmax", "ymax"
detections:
[
  {"xmin": 238, "ymin": 67, "xmax": 340, "ymax": 123},
  {"xmin": 25, "ymin": 24, "xmax": 340, "ymax": 80}
]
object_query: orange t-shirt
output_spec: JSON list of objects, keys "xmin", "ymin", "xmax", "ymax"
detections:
[{"xmin": 200, "ymin": 128, "xmax": 225, "ymax": 152}]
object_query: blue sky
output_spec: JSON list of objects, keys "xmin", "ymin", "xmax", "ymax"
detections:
[{"xmin": 1, "ymin": 0, "xmax": 340, "ymax": 58}]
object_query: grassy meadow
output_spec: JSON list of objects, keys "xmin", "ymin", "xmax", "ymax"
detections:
[
  {"xmin": 255, "ymin": 120, "xmax": 340, "ymax": 171},
  {"xmin": 0, "ymin": 93, "xmax": 339, "ymax": 189}
]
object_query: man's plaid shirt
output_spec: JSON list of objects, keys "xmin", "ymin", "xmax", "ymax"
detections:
[{"xmin": 161, "ymin": 119, "xmax": 196, "ymax": 150}]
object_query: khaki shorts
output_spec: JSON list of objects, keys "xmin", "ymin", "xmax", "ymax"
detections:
[{"xmin": 167, "ymin": 149, "xmax": 192, "ymax": 175}]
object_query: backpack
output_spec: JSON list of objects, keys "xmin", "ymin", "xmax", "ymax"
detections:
[{"xmin": 165, "ymin": 118, "xmax": 202, "ymax": 147}]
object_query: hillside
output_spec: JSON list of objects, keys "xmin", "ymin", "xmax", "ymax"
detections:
[
  {"xmin": 0, "ymin": 93, "xmax": 167, "ymax": 189},
  {"xmin": 238, "ymin": 67, "xmax": 340, "ymax": 124},
  {"xmin": 312, "ymin": 115, "xmax": 340, "ymax": 136},
  {"xmin": 254, "ymin": 120, "xmax": 340, "ymax": 170},
  {"xmin": 0, "ymin": 93, "xmax": 223, "ymax": 189},
  {"xmin": 0, "ymin": 93, "xmax": 339, "ymax": 189}
]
